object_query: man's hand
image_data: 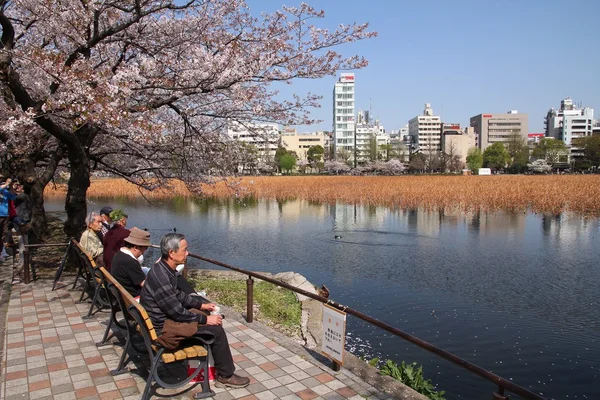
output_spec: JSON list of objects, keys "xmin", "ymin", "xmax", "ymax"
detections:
[
  {"xmin": 201, "ymin": 303, "xmax": 217, "ymax": 312},
  {"xmin": 205, "ymin": 315, "xmax": 222, "ymax": 326}
]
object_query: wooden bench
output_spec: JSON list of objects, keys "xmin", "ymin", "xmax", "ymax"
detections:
[
  {"xmin": 70, "ymin": 239, "xmax": 110, "ymax": 318},
  {"xmin": 98, "ymin": 266, "xmax": 215, "ymax": 400}
]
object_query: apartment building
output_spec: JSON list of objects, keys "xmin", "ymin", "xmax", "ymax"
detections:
[
  {"xmin": 469, "ymin": 111, "xmax": 528, "ymax": 151},
  {"xmin": 408, "ymin": 104, "xmax": 442, "ymax": 154},
  {"xmin": 332, "ymin": 73, "xmax": 356, "ymax": 156},
  {"xmin": 545, "ymin": 98, "xmax": 594, "ymax": 146},
  {"xmin": 226, "ymin": 121, "xmax": 280, "ymax": 162}
]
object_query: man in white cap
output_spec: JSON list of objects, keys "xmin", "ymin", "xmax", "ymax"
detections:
[{"xmin": 111, "ymin": 227, "xmax": 150, "ymax": 298}]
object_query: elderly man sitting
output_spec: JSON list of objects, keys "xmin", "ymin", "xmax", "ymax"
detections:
[
  {"xmin": 111, "ymin": 227, "xmax": 150, "ymax": 298},
  {"xmin": 80, "ymin": 212, "xmax": 105, "ymax": 267},
  {"xmin": 141, "ymin": 233, "xmax": 249, "ymax": 388}
]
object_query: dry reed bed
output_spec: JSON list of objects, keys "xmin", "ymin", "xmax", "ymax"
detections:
[{"xmin": 44, "ymin": 175, "xmax": 600, "ymax": 217}]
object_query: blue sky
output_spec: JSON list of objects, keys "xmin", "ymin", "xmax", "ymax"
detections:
[{"xmin": 248, "ymin": 0, "xmax": 600, "ymax": 133}]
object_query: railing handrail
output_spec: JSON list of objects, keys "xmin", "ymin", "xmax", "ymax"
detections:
[{"xmin": 187, "ymin": 251, "xmax": 546, "ymax": 400}]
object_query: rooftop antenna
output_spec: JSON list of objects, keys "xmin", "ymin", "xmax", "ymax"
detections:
[{"xmin": 369, "ymin": 97, "xmax": 372, "ymax": 124}]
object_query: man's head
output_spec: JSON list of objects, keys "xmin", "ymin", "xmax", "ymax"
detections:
[
  {"xmin": 85, "ymin": 212, "xmax": 103, "ymax": 232},
  {"xmin": 160, "ymin": 233, "xmax": 188, "ymax": 268},
  {"xmin": 100, "ymin": 206, "xmax": 113, "ymax": 223},
  {"xmin": 109, "ymin": 209, "xmax": 128, "ymax": 226},
  {"xmin": 124, "ymin": 227, "xmax": 151, "ymax": 258}
]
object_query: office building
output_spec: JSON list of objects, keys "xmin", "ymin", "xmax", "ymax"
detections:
[
  {"xmin": 281, "ymin": 131, "xmax": 327, "ymax": 161},
  {"xmin": 470, "ymin": 111, "xmax": 528, "ymax": 151},
  {"xmin": 408, "ymin": 104, "xmax": 442, "ymax": 154},
  {"xmin": 332, "ymin": 73, "xmax": 356, "ymax": 156},
  {"xmin": 545, "ymin": 98, "xmax": 594, "ymax": 146}
]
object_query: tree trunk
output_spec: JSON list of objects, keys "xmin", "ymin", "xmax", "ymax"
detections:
[{"xmin": 63, "ymin": 153, "xmax": 90, "ymax": 239}]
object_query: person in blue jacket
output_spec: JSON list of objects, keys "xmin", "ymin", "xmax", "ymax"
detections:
[{"xmin": 0, "ymin": 176, "xmax": 17, "ymax": 261}]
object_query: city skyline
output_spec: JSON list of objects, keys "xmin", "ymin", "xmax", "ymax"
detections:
[{"xmin": 249, "ymin": 0, "xmax": 600, "ymax": 133}]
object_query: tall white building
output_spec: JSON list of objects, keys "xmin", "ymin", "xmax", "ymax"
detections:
[
  {"xmin": 332, "ymin": 73, "xmax": 356, "ymax": 156},
  {"xmin": 408, "ymin": 104, "xmax": 442, "ymax": 154},
  {"xmin": 545, "ymin": 97, "xmax": 594, "ymax": 146}
]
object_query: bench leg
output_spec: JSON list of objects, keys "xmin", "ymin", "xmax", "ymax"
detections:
[
  {"xmin": 96, "ymin": 312, "xmax": 115, "ymax": 347},
  {"xmin": 83, "ymin": 285, "xmax": 101, "ymax": 319},
  {"xmin": 110, "ymin": 336, "xmax": 131, "ymax": 376},
  {"xmin": 195, "ymin": 346, "xmax": 215, "ymax": 398},
  {"xmin": 71, "ymin": 265, "xmax": 83, "ymax": 290},
  {"xmin": 78, "ymin": 280, "xmax": 89, "ymax": 303},
  {"xmin": 141, "ymin": 352, "xmax": 162, "ymax": 400}
]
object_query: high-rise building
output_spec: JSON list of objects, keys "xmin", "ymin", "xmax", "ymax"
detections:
[
  {"xmin": 469, "ymin": 111, "xmax": 528, "ymax": 151},
  {"xmin": 332, "ymin": 73, "xmax": 355, "ymax": 157},
  {"xmin": 545, "ymin": 98, "xmax": 594, "ymax": 146},
  {"xmin": 408, "ymin": 104, "xmax": 442, "ymax": 154}
]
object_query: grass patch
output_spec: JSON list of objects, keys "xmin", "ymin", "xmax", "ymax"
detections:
[{"xmin": 189, "ymin": 277, "xmax": 302, "ymax": 337}]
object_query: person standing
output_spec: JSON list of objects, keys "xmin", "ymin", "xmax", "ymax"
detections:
[{"xmin": 0, "ymin": 177, "xmax": 16, "ymax": 262}]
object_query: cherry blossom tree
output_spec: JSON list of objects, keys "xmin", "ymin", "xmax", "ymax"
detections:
[{"xmin": 0, "ymin": 0, "xmax": 375, "ymax": 236}]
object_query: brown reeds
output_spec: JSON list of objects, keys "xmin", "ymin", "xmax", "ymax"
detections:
[{"xmin": 44, "ymin": 175, "xmax": 600, "ymax": 217}]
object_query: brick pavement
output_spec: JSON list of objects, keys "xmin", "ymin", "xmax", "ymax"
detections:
[{"xmin": 1, "ymin": 275, "xmax": 396, "ymax": 400}]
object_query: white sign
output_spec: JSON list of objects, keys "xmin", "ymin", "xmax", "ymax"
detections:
[
  {"xmin": 322, "ymin": 304, "xmax": 346, "ymax": 364},
  {"xmin": 478, "ymin": 168, "xmax": 492, "ymax": 175}
]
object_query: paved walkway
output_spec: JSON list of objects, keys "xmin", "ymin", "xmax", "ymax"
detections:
[{"xmin": 0, "ymin": 271, "xmax": 397, "ymax": 400}]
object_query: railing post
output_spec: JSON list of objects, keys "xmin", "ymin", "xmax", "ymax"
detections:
[
  {"xmin": 331, "ymin": 361, "xmax": 341, "ymax": 372},
  {"xmin": 23, "ymin": 247, "xmax": 31, "ymax": 284},
  {"xmin": 246, "ymin": 276, "xmax": 254, "ymax": 323},
  {"xmin": 493, "ymin": 385, "xmax": 508, "ymax": 400}
]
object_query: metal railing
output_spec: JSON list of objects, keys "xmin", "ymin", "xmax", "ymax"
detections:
[
  {"xmin": 17, "ymin": 241, "xmax": 547, "ymax": 399},
  {"xmin": 187, "ymin": 251, "xmax": 546, "ymax": 400}
]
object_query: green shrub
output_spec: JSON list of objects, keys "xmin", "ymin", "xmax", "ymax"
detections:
[{"xmin": 370, "ymin": 358, "xmax": 445, "ymax": 400}]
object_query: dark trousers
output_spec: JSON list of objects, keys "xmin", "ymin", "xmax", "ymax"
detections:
[
  {"xmin": 177, "ymin": 274, "xmax": 195, "ymax": 295},
  {"xmin": 196, "ymin": 325, "xmax": 235, "ymax": 378}
]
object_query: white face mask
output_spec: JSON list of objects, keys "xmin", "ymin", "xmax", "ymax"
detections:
[{"xmin": 137, "ymin": 254, "xmax": 144, "ymax": 265}]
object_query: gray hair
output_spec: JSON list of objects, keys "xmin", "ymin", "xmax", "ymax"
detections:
[
  {"xmin": 160, "ymin": 233, "xmax": 186, "ymax": 259},
  {"xmin": 85, "ymin": 212, "xmax": 100, "ymax": 226}
]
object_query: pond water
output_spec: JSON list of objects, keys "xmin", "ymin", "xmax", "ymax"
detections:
[{"xmin": 46, "ymin": 197, "xmax": 599, "ymax": 399}]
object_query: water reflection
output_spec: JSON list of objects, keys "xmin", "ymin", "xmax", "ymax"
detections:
[{"xmin": 45, "ymin": 197, "xmax": 598, "ymax": 399}]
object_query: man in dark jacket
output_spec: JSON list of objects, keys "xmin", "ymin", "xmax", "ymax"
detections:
[
  {"xmin": 140, "ymin": 233, "xmax": 249, "ymax": 389},
  {"xmin": 111, "ymin": 227, "xmax": 150, "ymax": 298}
]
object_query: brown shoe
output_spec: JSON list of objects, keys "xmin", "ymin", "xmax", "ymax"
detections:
[{"xmin": 215, "ymin": 373, "xmax": 250, "ymax": 388}]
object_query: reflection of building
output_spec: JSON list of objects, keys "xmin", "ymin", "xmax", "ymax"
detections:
[
  {"xmin": 227, "ymin": 121, "xmax": 279, "ymax": 161},
  {"xmin": 470, "ymin": 111, "xmax": 528, "ymax": 151},
  {"xmin": 281, "ymin": 132, "xmax": 326, "ymax": 161},
  {"xmin": 332, "ymin": 73, "xmax": 356, "ymax": 156},
  {"xmin": 409, "ymin": 104, "xmax": 442, "ymax": 154}
]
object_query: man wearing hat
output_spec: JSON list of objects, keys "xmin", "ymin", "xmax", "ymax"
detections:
[
  {"xmin": 98, "ymin": 206, "xmax": 113, "ymax": 241},
  {"xmin": 111, "ymin": 227, "xmax": 151, "ymax": 298},
  {"xmin": 102, "ymin": 208, "xmax": 129, "ymax": 271}
]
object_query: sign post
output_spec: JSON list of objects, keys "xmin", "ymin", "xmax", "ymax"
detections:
[{"xmin": 322, "ymin": 304, "xmax": 347, "ymax": 366}]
